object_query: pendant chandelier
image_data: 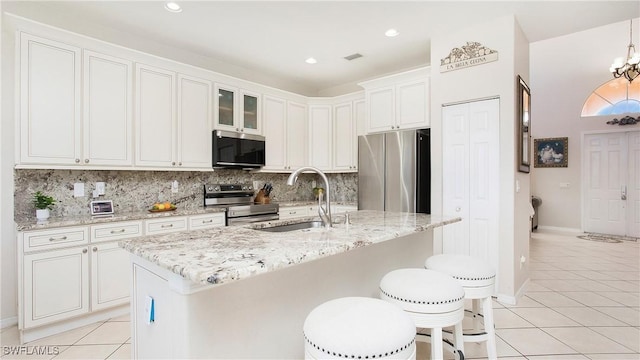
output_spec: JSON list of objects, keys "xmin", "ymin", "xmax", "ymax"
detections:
[{"xmin": 610, "ymin": 19, "xmax": 640, "ymax": 83}]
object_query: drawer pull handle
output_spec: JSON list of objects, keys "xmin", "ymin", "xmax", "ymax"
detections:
[
  {"xmin": 290, "ymin": 211, "xmax": 297, "ymax": 214},
  {"xmin": 110, "ymin": 229, "xmax": 126, "ymax": 234},
  {"xmin": 161, "ymin": 224, "xmax": 174, "ymax": 228},
  {"xmin": 202, "ymin": 219, "xmax": 214, "ymax": 224},
  {"xmin": 49, "ymin": 236, "xmax": 68, "ymax": 242}
]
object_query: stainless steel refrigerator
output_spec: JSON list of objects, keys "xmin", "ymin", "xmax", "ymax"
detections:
[{"xmin": 358, "ymin": 129, "xmax": 430, "ymax": 213}]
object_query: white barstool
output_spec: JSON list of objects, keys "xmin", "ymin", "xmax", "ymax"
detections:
[
  {"xmin": 425, "ymin": 254, "xmax": 497, "ymax": 360},
  {"xmin": 303, "ymin": 297, "xmax": 417, "ymax": 359},
  {"xmin": 379, "ymin": 269, "xmax": 465, "ymax": 360}
]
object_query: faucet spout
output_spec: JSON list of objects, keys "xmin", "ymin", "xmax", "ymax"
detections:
[{"xmin": 286, "ymin": 166, "xmax": 332, "ymax": 227}]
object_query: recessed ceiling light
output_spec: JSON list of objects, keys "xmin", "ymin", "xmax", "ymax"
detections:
[
  {"xmin": 165, "ymin": 2, "xmax": 182, "ymax": 13},
  {"xmin": 385, "ymin": 29, "xmax": 399, "ymax": 37},
  {"xmin": 305, "ymin": 57, "xmax": 317, "ymax": 64}
]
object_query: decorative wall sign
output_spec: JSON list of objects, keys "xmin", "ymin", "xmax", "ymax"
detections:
[
  {"xmin": 440, "ymin": 41, "xmax": 498, "ymax": 73},
  {"xmin": 534, "ymin": 137, "xmax": 568, "ymax": 168},
  {"xmin": 606, "ymin": 115, "xmax": 639, "ymax": 126}
]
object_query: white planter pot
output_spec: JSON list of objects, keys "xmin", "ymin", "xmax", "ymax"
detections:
[{"xmin": 35, "ymin": 209, "xmax": 50, "ymax": 221}]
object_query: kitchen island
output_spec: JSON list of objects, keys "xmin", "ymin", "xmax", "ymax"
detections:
[{"xmin": 120, "ymin": 210, "xmax": 460, "ymax": 359}]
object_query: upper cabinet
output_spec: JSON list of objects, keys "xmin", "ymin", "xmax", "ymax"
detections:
[
  {"xmin": 214, "ymin": 84, "xmax": 261, "ymax": 135},
  {"xmin": 308, "ymin": 105, "xmax": 332, "ymax": 171},
  {"xmin": 84, "ymin": 51, "xmax": 133, "ymax": 166},
  {"xmin": 20, "ymin": 33, "xmax": 81, "ymax": 166},
  {"xmin": 135, "ymin": 64, "xmax": 212, "ymax": 169},
  {"xmin": 262, "ymin": 96, "xmax": 308, "ymax": 172},
  {"xmin": 19, "ymin": 33, "xmax": 133, "ymax": 167},
  {"xmin": 359, "ymin": 67, "xmax": 430, "ymax": 134},
  {"xmin": 332, "ymin": 101, "xmax": 358, "ymax": 172}
]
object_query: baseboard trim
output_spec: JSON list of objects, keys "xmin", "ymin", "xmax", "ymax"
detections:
[
  {"xmin": 536, "ymin": 225, "xmax": 582, "ymax": 235},
  {"xmin": 1, "ymin": 316, "xmax": 18, "ymax": 329},
  {"xmin": 496, "ymin": 278, "xmax": 529, "ymax": 306}
]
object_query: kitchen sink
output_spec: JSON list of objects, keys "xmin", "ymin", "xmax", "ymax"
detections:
[{"xmin": 257, "ymin": 221, "xmax": 325, "ymax": 232}]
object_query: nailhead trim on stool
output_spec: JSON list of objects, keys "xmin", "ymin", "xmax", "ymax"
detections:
[
  {"xmin": 303, "ymin": 297, "xmax": 416, "ymax": 360},
  {"xmin": 379, "ymin": 268, "xmax": 466, "ymax": 360},
  {"xmin": 425, "ymin": 254, "xmax": 498, "ymax": 360}
]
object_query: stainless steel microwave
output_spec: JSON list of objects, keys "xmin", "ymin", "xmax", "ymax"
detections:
[{"xmin": 212, "ymin": 130, "xmax": 265, "ymax": 169}]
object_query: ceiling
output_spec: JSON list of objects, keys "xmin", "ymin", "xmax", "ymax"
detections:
[{"xmin": 3, "ymin": 1, "xmax": 639, "ymax": 96}]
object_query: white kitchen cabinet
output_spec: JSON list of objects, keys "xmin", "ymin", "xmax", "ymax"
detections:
[
  {"xmin": 308, "ymin": 105, "xmax": 332, "ymax": 171},
  {"xmin": 262, "ymin": 95, "xmax": 287, "ymax": 171},
  {"xmin": 91, "ymin": 241, "xmax": 130, "ymax": 311},
  {"xmin": 23, "ymin": 246, "xmax": 90, "ymax": 328},
  {"xmin": 177, "ymin": 75, "xmax": 212, "ymax": 168},
  {"xmin": 214, "ymin": 84, "xmax": 261, "ymax": 135},
  {"xmin": 135, "ymin": 64, "xmax": 212, "ymax": 169},
  {"xmin": 83, "ymin": 50, "xmax": 133, "ymax": 166},
  {"xmin": 135, "ymin": 64, "xmax": 176, "ymax": 167},
  {"xmin": 278, "ymin": 205, "xmax": 311, "ymax": 220},
  {"xmin": 189, "ymin": 213, "xmax": 225, "ymax": 230},
  {"xmin": 262, "ymin": 97, "xmax": 308, "ymax": 172},
  {"xmin": 19, "ymin": 33, "xmax": 82, "ymax": 165},
  {"xmin": 145, "ymin": 216, "xmax": 188, "ymax": 235},
  {"xmin": 360, "ymin": 67, "xmax": 430, "ymax": 134},
  {"xmin": 286, "ymin": 101, "xmax": 309, "ymax": 171},
  {"xmin": 332, "ymin": 102, "xmax": 357, "ymax": 172}
]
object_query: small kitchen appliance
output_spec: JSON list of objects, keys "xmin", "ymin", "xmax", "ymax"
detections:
[{"xmin": 204, "ymin": 183, "xmax": 279, "ymax": 225}]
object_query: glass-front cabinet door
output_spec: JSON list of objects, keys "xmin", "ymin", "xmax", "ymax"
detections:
[
  {"xmin": 214, "ymin": 85, "xmax": 261, "ymax": 135},
  {"xmin": 240, "ymin": 90, "xmax": 261, "ymax": 134},
  {"xmin": 216, "ymin": 86, "xmax": 235, "ymax": 129}
]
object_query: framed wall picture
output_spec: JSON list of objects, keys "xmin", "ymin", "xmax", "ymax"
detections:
[
  {"xmin": 517, "ymin": 75, "xmax": 531, "ymax": 173},
  {"xmin": 534, "ymin": 137, "xmax": 568, "ymax": 168}
]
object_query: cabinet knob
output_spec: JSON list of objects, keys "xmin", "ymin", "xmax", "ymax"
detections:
[
  {"xmin": 236, "ymin": 128, "xmax": 240, "ymax": 132},
  {"xmin": 241, "ymin": 129, "xmax": 244, "ymax": 132},
  {"xmin": 75, "ymin": 158, "xmax": 80, "ymax": 163},
  {"xmin": 84, "ymin": 159, "xmax": 89, "ymax": 163},
  {"xmin": 455, "ymin": 207, "xmax": 461, "ymax": 212},
  {"xmin": 172, "ymin": 162, "xmax": 176, "ymax": 166},
  {"xmin": 178, "ymin": 162, "xmax": 182, "ymax": 166},
  {"xmin": 92, "ymin": 247, "xmax": 98, "ymax": 252},
  {"xmin": 82, "ymin": 248, "xmax": 88, "ymax": 254}
]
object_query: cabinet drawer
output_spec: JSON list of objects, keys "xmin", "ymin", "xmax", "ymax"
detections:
[
  {"xmin": 91, "ymin": 221, "xmax": 143, "ymax": 243},
  {"xmin": 189, "ymin": 214, "xmax": 225, "ymax": 230},
  {"xmin": 23, "ymin": 226, "xmax": 89, "ymax": 252},
  {"xmin": 279, "ymin": 206, "xmax": 310, "ymax": 220},
  {"xmin": 145, "ymin": 216, "xmax": 188, "ymax": 235}
]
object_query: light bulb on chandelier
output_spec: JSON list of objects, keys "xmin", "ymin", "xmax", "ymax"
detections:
[{"xmin": 610, "ymin": 19, "xmax": 640, "ymax": 83}]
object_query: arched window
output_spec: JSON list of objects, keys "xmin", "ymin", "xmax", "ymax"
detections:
[{"xmin": 581, "ymin": 78, "xmax": 640, "ymax": 116}]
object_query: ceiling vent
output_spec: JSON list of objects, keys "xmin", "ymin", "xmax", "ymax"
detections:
[{"xmin": 344, "ymin": 53, "xmax": 363, "ymax": 61}]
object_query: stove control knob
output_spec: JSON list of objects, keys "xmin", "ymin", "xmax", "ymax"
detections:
[
  {"xmin": 242, "ymin": 186, "xmax": 247, "ymax": 190},
  {"xmin": 207, "ymin": 186, "xmax": 213, "ymax": 192},
  {"xmin": 214, "ymin": 186, "xmax": 220, "ymax": 192},
  {"xmin": 248, "ymin": 186, "xmax": 253, "ymax": 191}
]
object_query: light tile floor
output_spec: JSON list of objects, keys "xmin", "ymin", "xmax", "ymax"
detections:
[{"xmin": 1, "ymin": 231, "xmax": 638, "ymax": 359}]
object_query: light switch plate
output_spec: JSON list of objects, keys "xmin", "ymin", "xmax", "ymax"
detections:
[
  {"xmin": 73, "ymin": 183, "xmax": 84, "ymax": 197},
  {"xmin": 95, "ymin": 182, "xmax": 105, "ymax": 195}
]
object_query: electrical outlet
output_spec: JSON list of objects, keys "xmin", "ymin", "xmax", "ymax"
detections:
[
  {"xmin": 520, "ymin": 255, "xmax": 526, "ymax": 269},
  {"xmin": 95, "ymin": 182, "xmax": 105, "ymax": 195},
  {"xmin": 73, "ymin": 183, "xmax": 85, "ymax": 197},
  {"xmin": 171, "ymin": 180, "xmax": 179, "ymax": 193}
]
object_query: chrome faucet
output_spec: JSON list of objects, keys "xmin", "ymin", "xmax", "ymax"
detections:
[{"xmin": 287, "ymin": 166, "xmax": 332, "ymax": 228}]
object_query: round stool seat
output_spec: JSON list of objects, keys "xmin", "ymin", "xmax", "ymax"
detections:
[
  {"xmin": 303, "ymin": 297, "xmax": 416, "ymax": 359},
  {"xmin": 425, "ymin": 254, "xmax": 496, "ymax": 290},
  {"xmin": 380, "ymin": 269, "xmax": 465, "ymax": 313}
]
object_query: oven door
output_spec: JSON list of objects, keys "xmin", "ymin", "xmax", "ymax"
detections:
[{"xmin": 227, "ymin": 213, "xmax": 279, "ymax": 226}]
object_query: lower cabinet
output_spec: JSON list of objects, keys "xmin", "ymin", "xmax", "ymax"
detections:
[
  {"xmin": 23, "ymin": 246, "xmax": 90, "ymax": 328},
  {"xmin": 91, "ymin": 242, "xmax": 131, "ymax": 311}
]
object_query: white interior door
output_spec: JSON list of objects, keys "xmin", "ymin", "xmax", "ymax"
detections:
[
  {"xmin": 442, "ymin": 98, "xmax": 500, "ymax": 265},
  {"xmin": 584, "ymin": 131, "xmax": 639, "ymax": 237}
]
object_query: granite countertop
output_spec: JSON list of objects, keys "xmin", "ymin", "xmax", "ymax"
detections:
[
  {"xmin": 15, "ymin": 207, "xmax": 226, "ymax": 231},
  {"xmin": 119, "ymin": 210, "xmax": 461, "ymax": 286}
]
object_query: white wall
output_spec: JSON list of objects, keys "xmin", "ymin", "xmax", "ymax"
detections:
[
  {"xmin": 431, "ymin": 15, "xmax": 530, "ymax": 302},
  {"xmin": 1, "ymin": 5, "xmax": 18, "ymax": 328},
  {"xmin": 530, "ymin": 18, "xmax": 640, "ymax": 233}
]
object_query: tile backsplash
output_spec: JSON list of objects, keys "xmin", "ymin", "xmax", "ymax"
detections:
[{"xmin": 14, "ymin": 169, "xmax": 357, "ymax": 219}]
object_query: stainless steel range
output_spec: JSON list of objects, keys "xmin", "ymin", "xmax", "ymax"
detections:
[{"xmin": 204, "ymin": 184, "xmax": 279, "ymax": 226}]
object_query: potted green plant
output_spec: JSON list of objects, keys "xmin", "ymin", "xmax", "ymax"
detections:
[{"xmin": 33, "ymin": 191, "xmax": 56, "ymax": 221}]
